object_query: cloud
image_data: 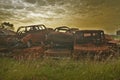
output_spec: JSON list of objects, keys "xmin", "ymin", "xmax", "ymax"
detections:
[
  {"xmin": 24, "ymin": 0, "xmax": 37, "ymax": 4},
  {"xmin": 0, "ymin": 0, "xmax": 120, "ymax": 33}
]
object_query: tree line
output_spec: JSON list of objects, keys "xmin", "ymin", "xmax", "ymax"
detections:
[{"xmin": 0, "ymin": 22, "xmax": 14, "ymax": 31}]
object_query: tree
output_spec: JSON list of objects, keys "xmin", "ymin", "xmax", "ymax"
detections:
[{"xmin": 0, "ymin": 22, "xmax": 14, "ymax": 31}]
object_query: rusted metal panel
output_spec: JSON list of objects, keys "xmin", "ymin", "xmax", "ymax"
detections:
[{"xmin": 45, "ymin": 49, "xmax": 72, "ymax": 57}]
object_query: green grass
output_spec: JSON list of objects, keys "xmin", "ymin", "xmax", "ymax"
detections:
[
  {"xmin": 0, "ymin": 57, "xmax": 120, "ymax": 80},
  {"xmin": 111, "ymin": 35, "xmax": 120, "ymax": 40}
]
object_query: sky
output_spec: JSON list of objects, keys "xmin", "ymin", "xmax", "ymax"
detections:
[{"xmin": 0, "ymin": 0, "xmax": 120, "ymax": 34}]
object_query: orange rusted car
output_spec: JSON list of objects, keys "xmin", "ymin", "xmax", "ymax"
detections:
[{"xmin": 17, "ymin": 24, "xmax": 53, "ymax": 47}]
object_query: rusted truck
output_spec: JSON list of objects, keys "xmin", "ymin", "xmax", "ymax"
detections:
[
  {"xmin": 73, "ymin": 30, "xmax": 120, "ymax": 60},
  {"xmin": 44, "ymin": 26, "xmax": 75, "ymax": 58}
]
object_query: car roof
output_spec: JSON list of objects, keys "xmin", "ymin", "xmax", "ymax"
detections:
[
  {"xmin": 75, "ymin": 30, "xmax": 104, "ymax": 33},
  {"xmin": 17, "ymin": 24, "xmax": 46, "ymax": 32}
]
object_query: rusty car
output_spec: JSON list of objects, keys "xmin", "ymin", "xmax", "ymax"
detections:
[
  {"xmin": 16, "ymin": 24, "xmax": 53, "ymax": 47},
  {"xmin": 73, "ymin": 30, "xmax": 120, "ymax": 60},
  {"xmin": 0, "ymin": 28, "xmax": 18, "ymax": 52},
  {"xmin": 44, "ymin": 26, "xmax": 74, "ymax": 57}
]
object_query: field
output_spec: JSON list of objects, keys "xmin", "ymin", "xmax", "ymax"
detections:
[
  {"xmin": 0, "ymin": 57, "xmax": 120, "ymax": 80},
  {"xmin": 0, "ymin": 35, "xmax": 119, "ymax": 80}
]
